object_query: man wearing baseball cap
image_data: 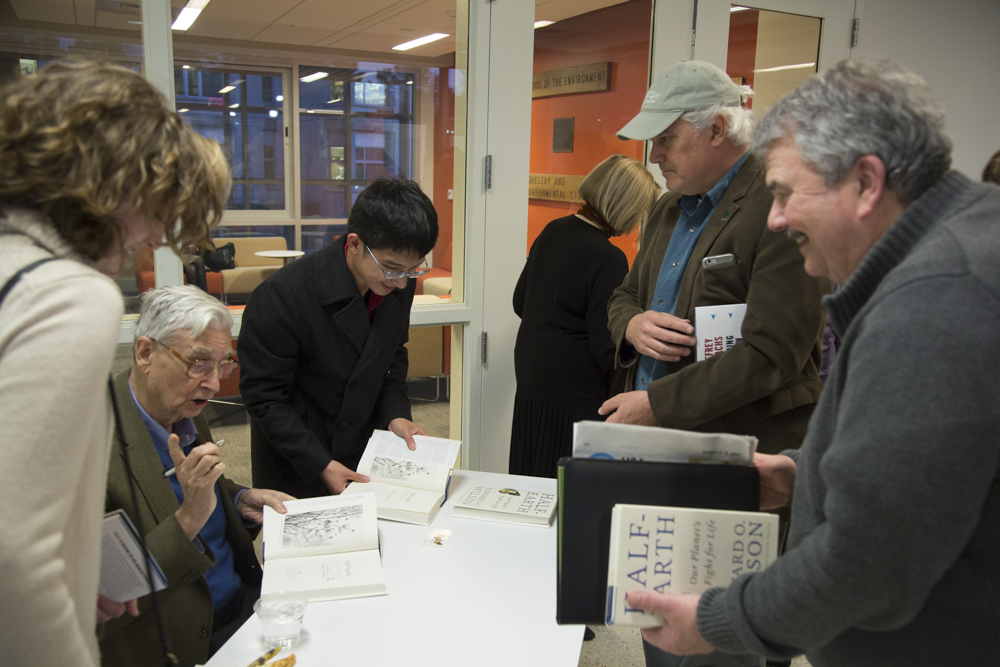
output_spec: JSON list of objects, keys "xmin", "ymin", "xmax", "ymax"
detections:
[{"xmin": 601, "ymin": 61, "xmax": 829, "ymax": 667}]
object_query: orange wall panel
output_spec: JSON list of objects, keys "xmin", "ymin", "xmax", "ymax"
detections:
[{"xmin": 528, "ymin": 0, "xmax": 652, "ymax": 265}]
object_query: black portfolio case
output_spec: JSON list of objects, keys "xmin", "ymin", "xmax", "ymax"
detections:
[{"xmin": 556, "ymin": 457, "xmax": 760, "ymax": 624}]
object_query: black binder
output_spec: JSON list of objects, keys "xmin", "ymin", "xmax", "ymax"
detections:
[{"xmin": 556, "ymin": 457, "xmax": 760, "ymax": 624}]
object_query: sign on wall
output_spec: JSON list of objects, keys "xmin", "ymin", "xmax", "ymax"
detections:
[
  {"xmin": 532, "ymin": 62, "xmax": 612, "ymax": 99},
  {"xmin": 528, "ymin": 174, "xmax": 585, "ymax": 203}
]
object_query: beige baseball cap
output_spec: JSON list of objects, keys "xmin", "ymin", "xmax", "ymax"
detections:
[{"xmin": 617, "ymin": 60, "xmax": 743, "ymax": 141}]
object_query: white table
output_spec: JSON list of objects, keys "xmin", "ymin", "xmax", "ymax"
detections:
[
  {"xmin": 254, "ymin": 249, "xmax": 305, "ymax": 265},
  {"xmin": 207, "ymin": 470, "xmax": 584, "ymax": 666}
]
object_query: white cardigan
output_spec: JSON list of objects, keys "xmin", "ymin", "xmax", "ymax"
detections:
[{"xmin": 0, "ymin": 208, "xmax": 124, "ymax": 667}]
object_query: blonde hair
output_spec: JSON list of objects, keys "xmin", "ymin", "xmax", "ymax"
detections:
[
  {"xmin": 577, "ymin": 154, "xmax": 661, "ymax": 237},
  {"xmin": 0, "ymin": 59, "xmax": 231, "ymax": 260}
]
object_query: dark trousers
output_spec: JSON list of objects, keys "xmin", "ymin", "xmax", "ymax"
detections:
[{"xmin": 209, "ymin": 582, "xmax": 260, "ymax": 657}]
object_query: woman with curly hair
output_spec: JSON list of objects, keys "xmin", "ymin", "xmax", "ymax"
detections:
[
  {"xmin": 0, "ymin": 60, "xmax": 230, "ymax": 667},
  {"xmin": 509, "ymin": 154, "xmax": 660, "ymax": 478}
]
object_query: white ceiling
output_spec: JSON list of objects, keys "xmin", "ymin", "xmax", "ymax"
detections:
[{"xmin": 9, "ymin": 0, "xmax": 629, "ymax": 58}]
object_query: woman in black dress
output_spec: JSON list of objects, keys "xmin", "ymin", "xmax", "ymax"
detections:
[{"xmin": 509, "ymin": 154, "xmax": 660, "ymax": 477}]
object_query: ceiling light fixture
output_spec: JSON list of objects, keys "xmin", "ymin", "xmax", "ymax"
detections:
[
  {"xmin": 300, "ymin": 72, "xmax": 329, "ymax": 83},
  {"xmin": 392, "ymin": 33, "xmax": 448, "ymax": 51},
  {"xmin": 182, "ymin": 65, "xmax": 191, "ymax": 69},
  {"xmin": 178, "ymin": 108, "xmax": 189, "ymax": 113},
  {"xmin": 218, "ymin": 85, "xmax": 236, "ymax": 94},
  {"xmin": 754, "ymin": 62, "xmax": 816, "ymax": 73},
  {"xmin": 730, "ymin": 5, "xmax": 751, "ymax": 12},
  {"xmin": 172, "ymin": 0, "xmax": 211, "ymax": 31},
  {"xmin": 534, "ymin": 20, "xmax": 554, "ymax": 28},
  {"xmin": 229, "ymin": 103, "xmax": 239, "ymax": 108},
  {"xmin": 276, "ymin": 95, "xmax": 283, "ymax": 102}
]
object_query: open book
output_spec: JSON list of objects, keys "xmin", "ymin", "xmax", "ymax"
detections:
[
  {"xmin": 341, "ymin": 429, "xmax": 462, "ymax": 525},
  {"xmin": 605, "ymin": 504, "xmax": 778, "ymax": 627},
  {"xmin": 261, "ymin": 493, "xmax": 386, "ymax": 602}
]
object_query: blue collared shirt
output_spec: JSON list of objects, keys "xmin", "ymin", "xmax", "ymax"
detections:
[
  {"xmin": 635, "ymin": 152, "xmax": 750, "ymax": 391},
  {"xmin": 128, "ymin": 381, "xmax": 242, "ymax": 612}
]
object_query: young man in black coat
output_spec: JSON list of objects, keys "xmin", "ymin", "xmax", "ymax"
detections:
[{"xmin": 239, "ymin": 178, "xmax": 438, "ymax": 497}]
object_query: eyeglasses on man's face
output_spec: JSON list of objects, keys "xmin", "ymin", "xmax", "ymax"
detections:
[
  {"xmin": 366, "ymin": 245, "xmax": 430, "ymax": 280},
  {"xmin": 150, "ymin": 338, "xmax": 239, "ymax": 380}
]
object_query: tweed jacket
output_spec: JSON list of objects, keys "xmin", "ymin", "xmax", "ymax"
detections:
[
  {"xmin": 239, "ymin": 234, "xmax": 414, "ymax": 497},
  {"xmin": 607, "ymin": 153, "xmax": 830, "ymax": 453},
  {"xmin": 98, "ymin": 371, "xmax": 261, "ymax": 667}
]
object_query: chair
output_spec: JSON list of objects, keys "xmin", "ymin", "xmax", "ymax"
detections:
[{"xmin": 219, "ymin": 236, "xmax": 288, "ymax": 301}]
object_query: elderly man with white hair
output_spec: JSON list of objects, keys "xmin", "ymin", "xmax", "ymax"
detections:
[
  {"xmin": 602, "ymin": 60, "xmax": 830, "ymax": 460},
  {"xmin": 628, "ymin": 60, "xmax": 1000, "ymax": 666},
  {"xmin": 98, "ymin": 286, "xmax": 293, "ymax": 667}
]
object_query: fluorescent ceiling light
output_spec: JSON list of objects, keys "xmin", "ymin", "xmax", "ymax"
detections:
[
  {"xmin": 229, "ymin": 103, "xmax": 239, "ymax": 108},
  {"xmin": 392, "ymin": 33, "xmax": 448, "ymax": 51},
  {"xmin": 754, "ymin": 62, "xmax": 815, "ymax": 73},
  {"xmin": 178, "ymin": 108, "xmax": 189, "ymax": 113},
  {"xmin": 730, "ymin": 5, "xmax": 751, "ymax": 12},
  {"xmin": 276, "ymin": 95, "xmax": 283, "ymax": 101},
  {"xmin": 218, "ymin": 85, "xmax": 236, "ymax": 94},
  {"xmin": 229, "ymin": 111, "xmax": 236, "ymax": 117},
  {"xmin": 182, "ymin": 65, "xmax": 190, "ymax": 69},
  {"xmin": 172, "ymin": 0, "xmax": 210, "ymax": 30},
  {"xmin": 268, "ymin": 110, "xmax": 278, "ymax": 118},
  {"xmin": 534, "ymin": 20, "xmax": 554, "ymax": 28},
  {"xmin": 300, "ymin": 72, "xmax": 329, "ymax": 83},
  {"xmin": 326, "ymin": 97, "xmax": 342, "ymax": 104}
]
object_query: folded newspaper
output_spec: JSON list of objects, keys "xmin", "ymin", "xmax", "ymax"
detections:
[{"xmin": 571, "ymin": 421, "xmax": 756, "ymax": 465}]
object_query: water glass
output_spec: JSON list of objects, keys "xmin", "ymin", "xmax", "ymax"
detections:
[{"xmin": 254, "ymin": 592, "xmax": 308, "ymax": 649}]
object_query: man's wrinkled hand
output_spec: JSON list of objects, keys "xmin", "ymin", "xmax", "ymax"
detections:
[
  {"xmin": 237, "ymin": 488, "xmax": 296, "ymax": 525},
  {"xmin": 599, "ymin": 390, "xmax": 657, "ymax": 425},
  {"xmin": 625, "ymin": 311, "xmax": 696, "ymax": 362},
  {"xmin": 169, "ymin": 434, "xmax": 224, "ymax": 540}
]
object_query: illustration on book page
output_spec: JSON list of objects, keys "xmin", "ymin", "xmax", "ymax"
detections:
[
  {"xmin": 281, "ymin": 504, "xmax": 363, "ymax": 549},
  {"xmin": 370, "ymin": 456, "xmax": 432, "ymax": 482}
]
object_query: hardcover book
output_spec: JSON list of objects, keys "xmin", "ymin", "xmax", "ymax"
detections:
[
  {"xmin": 451, "ymin": 485, "xmax": 557, "ymax": 527},
  {"xmin": 605, "ymin": 504, "xmax": 779, "ymax": 627},
  {"xmin": 556, "ymin": 457, "xmax": 760, "ymax": 624},
  {"xmin": 340, "ymin": 429, "xmax": 462, "ymax": 525},
  {"xmin": 261, "ymin": 493, "xmax": 386, "ymax": 602}
]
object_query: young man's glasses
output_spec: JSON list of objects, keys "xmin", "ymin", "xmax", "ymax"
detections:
[
  {"xmin": 366, "ymin": 245, "xmax": 431, "ymax": 280},
  {"xmin": 150, "ymin": 338, "xmax": 239, "ymax": 380}
]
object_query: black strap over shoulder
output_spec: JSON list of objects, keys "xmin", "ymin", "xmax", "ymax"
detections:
[{"xmin": 0, "ymin": 256, "xmax": 58, "ymax": 309}]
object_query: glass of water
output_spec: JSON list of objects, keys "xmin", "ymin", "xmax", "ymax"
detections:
[{"xmin": 254, "ymin": 592, "xmax": 308, "ymax": 649}]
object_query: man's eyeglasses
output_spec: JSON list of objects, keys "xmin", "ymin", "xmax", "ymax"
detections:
[
  {"xmin": 366, "ymin": 245, "xmax": 431, "ymax": 280},
  {"xmin": 150, "ymin": 339, "xmax": 239, "ymax": 380}
]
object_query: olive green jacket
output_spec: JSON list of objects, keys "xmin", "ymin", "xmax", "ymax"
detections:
[
  {"xmin": 97, "ymin": 371, "xmax": 262, "ymax": 667},
  {"xmin": 607, "ymin": 153, "xmax": 831, "ymax": 454}
]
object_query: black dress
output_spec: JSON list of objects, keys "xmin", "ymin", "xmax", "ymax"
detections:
[{"xmin": 509, "ymin": 215, "xmax": 629, "ymax": 477}]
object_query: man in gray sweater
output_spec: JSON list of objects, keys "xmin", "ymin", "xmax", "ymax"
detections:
[{"xmin": 627, "ymin": 60, "xmax": 1000, "ymax": 666}]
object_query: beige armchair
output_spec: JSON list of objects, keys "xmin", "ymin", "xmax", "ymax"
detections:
[{"xmin": 221, "ymin": 236, "xmax": 287, "ymax": 299}]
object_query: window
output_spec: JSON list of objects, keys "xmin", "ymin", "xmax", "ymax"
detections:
[
  {"xmin": 299, "ymin": 65, "xmax": 415, "ymax": 220},
  {"xmin": 176, "ymin": 65, "xmax": 287, "ymax": 212}
]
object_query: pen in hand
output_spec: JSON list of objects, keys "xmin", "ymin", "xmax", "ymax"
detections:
[{"xmin": 163, "ymin": 439, "xmax": 225, "ymax": 478}]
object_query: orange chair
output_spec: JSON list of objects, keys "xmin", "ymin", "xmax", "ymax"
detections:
[{"xmin": 416, "ymin": 241, "xmax": 452, "ymax": 295}]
